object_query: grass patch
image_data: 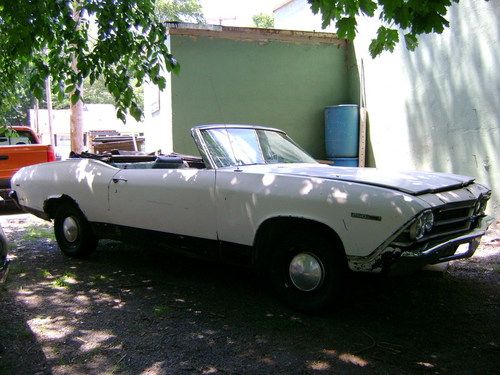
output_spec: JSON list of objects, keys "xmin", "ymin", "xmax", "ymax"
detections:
[
  {"xmin": 153, "ymin": 305, "xmax": 171, "ymax": 317},
  {"xmin": 8, "ymin": 262, "xmax": 24, "ymax": 276},
  {"xmin": 22, "ymin": 226, "xmax": 55, "ymax": 241},
  {"xmin": 40, "ymin": 269, "xmax": 53, "ymax": 278},
  {"xmin": 52, "ymin": 272, "xmax": 77, "ymax": 288}
]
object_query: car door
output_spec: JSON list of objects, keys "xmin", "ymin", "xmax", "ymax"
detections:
[{"xmin": 108, "ymin": 168, "xmax": 217, "ymax": 240}]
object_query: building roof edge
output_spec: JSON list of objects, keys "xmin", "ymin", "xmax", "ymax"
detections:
[{"xmin": 166, "ymin": 22, "xmax": 344, "ymax": 46}]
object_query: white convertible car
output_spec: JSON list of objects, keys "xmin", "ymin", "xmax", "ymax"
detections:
[{"xmin": 11, "ymin": 125, "xmax": 493, "ymax": 311}]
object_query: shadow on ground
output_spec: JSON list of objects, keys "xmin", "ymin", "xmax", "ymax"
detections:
[{"xmin": 1, "ymin": 215, "xmax": 499, "ymax": 374}]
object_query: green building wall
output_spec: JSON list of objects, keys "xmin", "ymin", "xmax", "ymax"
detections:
[{"xmin": 169, "ymin": 29, "xmax": 358, "ymax": 158}]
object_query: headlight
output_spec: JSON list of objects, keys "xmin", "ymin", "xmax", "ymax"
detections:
[
  {"xmin": 409, "ymin": 216, "xmax": 425, "ymax": 240},
  {"xmin": 475, "ymin": 195, "xmax": 489, "ymax": 216},
  {"xmin": 409, "ymin": 210, "xmax": 434, "ymax": 240},
  {"xmin": 474, "ymin": 200, "xmax": 482, "ymax": 215},
  {"xmin": 479, "ymin": 199, "xmax": 488, "ymax": 214},
  {"xmin": 422, "ymin": 210, "xmax": 434, "ymax": 232}
]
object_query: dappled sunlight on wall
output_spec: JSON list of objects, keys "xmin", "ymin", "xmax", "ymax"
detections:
[
  {"xmin": 402, "ymin": 0, "xmax": 499, "ymax": 215},
  {"xmin": 353, "ymin": 16, "xmax": 415, "ymax": 169},
  {"xmin": 355, "ymin": 0, "xmax": 498, "ymax": 216}
]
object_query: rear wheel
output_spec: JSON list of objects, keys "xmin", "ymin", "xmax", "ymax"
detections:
[
  {"xmin": 54, "ymin": 203, "xmax": 97, "ymax": 258},
  {"xmin": 269, "ymin": 231, "xmax": 346, "ymax": 312}
]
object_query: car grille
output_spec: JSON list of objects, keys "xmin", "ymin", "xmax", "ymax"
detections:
[
  {"xmin": 428, "ymin": 200, "xmax": 476, "ymax": 237},
  {"xmin": 393, "ymin": 200, "xmax": 478, "ymax": 247}
]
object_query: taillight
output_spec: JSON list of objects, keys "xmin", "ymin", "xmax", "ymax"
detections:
[{"xmin": 47, "ymin": 145, "xmax": 56, "ymax": 162}]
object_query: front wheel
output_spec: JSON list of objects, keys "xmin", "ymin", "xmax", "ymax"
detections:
[
  {"xmin": 54, "ymin": 203, "xmax": 97, "ymax": 258},
  {"xmin": 269, "ymin": 232, "xmax": 346, "ymax": 312}
]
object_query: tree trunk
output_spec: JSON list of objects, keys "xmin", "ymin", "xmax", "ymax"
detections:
[
  {"xmin": 70, "ymin": 92, "xmax": 84, "ymax": 153},
  {"xmin": 69, "ymin": 2, "xmax": 84, "ymax": 153}
]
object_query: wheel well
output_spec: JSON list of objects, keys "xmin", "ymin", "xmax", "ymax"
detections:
[
  {"xmin": 43, "ymin": 195, "xmax": 79, "ymax": 219},
  {"xmin": 253, "ymin": 217, "xmax": 346, "ymax": 267}
]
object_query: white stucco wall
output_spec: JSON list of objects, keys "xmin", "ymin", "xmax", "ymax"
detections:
[
  {"xmin": 275, "ymin": 0, "xmax": 499, "ymax": 216},
  {"xmin": 354, "ymin": 0, "xmax": 499, "ymax": 215}
]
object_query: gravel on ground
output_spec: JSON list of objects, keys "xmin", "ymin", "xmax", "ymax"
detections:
[{"xmin": 1, "ymin": 213, "xmax": 499, "ymax": 374}]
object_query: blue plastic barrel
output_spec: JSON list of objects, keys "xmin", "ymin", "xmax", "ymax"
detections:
[
  {"xmin": 325, "ymin": 104, "xmax": 359, "ymax": 158},
  {"xmin": 327, "ymin": 157, "xmax": 359, "ymax": 167}
]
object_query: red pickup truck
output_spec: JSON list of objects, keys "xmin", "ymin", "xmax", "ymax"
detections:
[{"xmin": 0, "ymin": 126, "xmax": 56, "ymax": 207}]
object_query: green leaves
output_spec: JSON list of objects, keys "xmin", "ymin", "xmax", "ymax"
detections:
[
  {"xmin": 155, "ymin": 0, "xmax": 205, "ymax": 23},
  {"xmin": 369, "ymin": 26, "xmax": 399, "ymax": 57},
  {"xmin": 336, "ymin": 17, "xmax": 357, "ymax": 40},
  {"xmin": 308, "ymin": 0, "xmax": 459, "ymax": 58},
  {"xmin": 359, "ymin": 0, "xmax": 377, "ymax": 16},
  {"xmin": 70, "ymin": 89, "xmax": 81, "ymax": 106},
  {"xmin": 129, "ymin": 102, "xmax": 142, "ymax": 121},
  {"xmin": 404, "ymin": 33, "xmax": 419, "ymax": 51},
  {"xmin": 252, "ymin": 13, "xmax": 274, "ymax": 28},
  {"xmin": 0, "ymin": 0, "xmax": 179, "ymax": 122}
]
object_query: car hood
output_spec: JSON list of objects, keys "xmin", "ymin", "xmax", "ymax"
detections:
[{"xmin": 239, "ymin": 164, "xmax": 475, "ymax": 195}]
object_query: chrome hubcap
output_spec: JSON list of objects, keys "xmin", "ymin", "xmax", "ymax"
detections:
[
  {"xmin": 288, "ymin": 252, "xmax": 324, "ymax": 292},
  {"xmin": 62, "ymin": 216, "xmax": 79, "ymax": 243}
]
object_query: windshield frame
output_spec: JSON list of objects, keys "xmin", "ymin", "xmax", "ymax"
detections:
[{"xmin": 191, "ymin": 124, "xmax": 317, "ymax": 169}]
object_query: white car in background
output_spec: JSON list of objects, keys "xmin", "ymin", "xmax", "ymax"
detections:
[{"xmin": 11, "ymin": 125, "xmax": 493, "ymax": 311}]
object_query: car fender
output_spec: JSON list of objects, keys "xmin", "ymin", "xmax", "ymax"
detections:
[{"xmin": 215, "ymin": 169, "xmax": 429, "ymax": 257}]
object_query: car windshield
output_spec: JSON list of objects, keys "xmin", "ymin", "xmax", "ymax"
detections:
[{"xmin": 200, "ymin": 128, "xmax": 317, "ymax": 168}]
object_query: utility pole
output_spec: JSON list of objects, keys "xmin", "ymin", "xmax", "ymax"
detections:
[
  {"xmin": 34, "ymin": 98, "xmax": 40, "ymax": 135},
  {"xmin": 45, "ymin": 77, "xmax": 54, "ymax": 145}
]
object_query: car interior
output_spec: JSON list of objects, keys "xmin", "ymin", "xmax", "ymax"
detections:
[{"xmin": 70, "ymin": 151, "xmax": 207, "ymax": 169}]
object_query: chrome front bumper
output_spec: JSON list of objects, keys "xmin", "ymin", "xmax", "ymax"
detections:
[
  {"xmin": 402, "ymin": 215, "xmax": 494, "ymax": 262},
  {"xmin": 348, "ymin": 215, "xmax": 494, "ymax": 274}
]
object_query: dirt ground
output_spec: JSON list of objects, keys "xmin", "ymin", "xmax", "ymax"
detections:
[{"xmin": 0, "ymin": 213, "xmax": 499, "ymax": 375}]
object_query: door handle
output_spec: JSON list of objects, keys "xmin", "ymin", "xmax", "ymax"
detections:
[
  {"xmin": 112, "ymin": 177, "xmax": 128, "ymax": 183},
  {"xmin": 0, "ymin": 155, "xmax": 8, "ymax": 160}
]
